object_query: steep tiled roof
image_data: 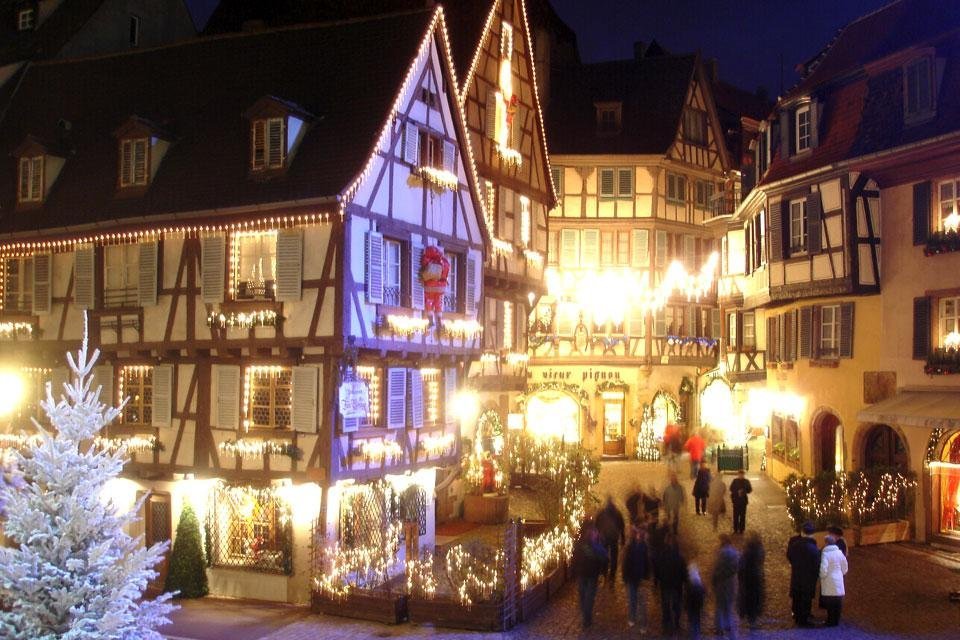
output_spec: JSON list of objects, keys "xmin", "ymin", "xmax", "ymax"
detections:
[
  {"xmin": 546, "ymin": 55, "xmax": 696, "ymax": 156},
  {"xmin": 0, "ymin": 0, "xmax": 107, "ymax": 66},
  {"xmin": 0, "ymin": 10, "xmax": 436, "ymax": 234}
]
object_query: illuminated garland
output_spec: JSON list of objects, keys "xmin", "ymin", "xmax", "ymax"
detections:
[
  {"xmin": 384, "ymin": 314, "xmax": 430, "ymax": 337},
  {"xmin": 0, "ymin": 322, "xmax": 33, "ymax": 339},
  {"xmin": 441, "ymin": 319, "xmax": 482, "ymax": 339},
  {"xmin": 420, "ymin": 433, "xmax": 454, "ymax": 456},
  {"xmin": 505, "ymin": 352, "xmax": 529, "ymax": 366},
  {"xmin": 219, "ymin": 438, "xmax": 303, "ymax": 460},
  {"xmin": 666, "ymin": 335, "xmax": 718, "ymax": 348},
  {"xmin": 94, "ymin": 435, "xmax": 163, "ymax": 455},
  {"xmin": 207, "ymin": 310, "xmax": 278, "ymax": 329},
  {"xmin": 494, "ymin": 143, "xmax": 522, "ymax": 167},
  {"xmin": 783, "ymin": 471, "xmax": 918, "ymax": 529},
  {"xmin": 358, "ymin": 439, "xmax": 403, "ymax": 462},
  {"xmin": 491, "ymin": 237, "xmax": 514, "ymax": 256},
  {"xmin": 315, "ymin": 521, "xmax": 404, "ymax": 599},
  {"xmin": 523, "ymin": 248, "xmax": 543, "ymax": 265},
  {"xmin": 444, "ymin": 543, "xmax": 504, "ymax": 606},
  {"xmin": 416, "ymin": 166, "xmax": 459, "ymax": 191}
]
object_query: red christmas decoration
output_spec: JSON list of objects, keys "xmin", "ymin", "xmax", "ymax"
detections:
[{"xmin": 420, "ymin": 245, "xmax": 450, "ymax": 313}]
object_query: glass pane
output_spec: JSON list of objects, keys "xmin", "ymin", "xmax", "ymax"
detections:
[{"xmin": 940, "ymin": 182, "xmax": 954, "ymax": 202}]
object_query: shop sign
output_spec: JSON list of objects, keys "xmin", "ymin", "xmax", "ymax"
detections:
[{"xmin": 338, "ymin": 380, "xmax": 369, "ymax": 419}]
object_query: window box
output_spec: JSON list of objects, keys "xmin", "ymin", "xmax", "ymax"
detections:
[
  {"xmin": 312, "ymin": 591, "xmax": 408, "ymax": 625},
  {"xmin": 924, "ymin": 347, "xmax": 960, "ymax": 375},
  {"xmin": 852, "ymin": 519, "xmax": 911, "ymax": 547},
  {"xmin": 924, "ymin": 230, "xmax": 960, "ymax": 256},
  {"xmin": 407, "ymin": 596, "xmax": 508, "ymax": 632}
]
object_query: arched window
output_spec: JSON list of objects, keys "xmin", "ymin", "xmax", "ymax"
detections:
[{"xmin": 863, "ymin": 424, "xmax": 908, "ymax": 470}]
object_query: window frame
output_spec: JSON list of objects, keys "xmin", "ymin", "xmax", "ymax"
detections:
[
  {"xmin": 443, "ymin": 251, "xmax": 462, "ymax": 313},
  {"xmin": 119, "ymin": 137, "xmax": 149, "ymax": 188},
  {"xmin": 120, "ymin": 366, "xmax": 154, "ymax": 426},
  {"xmin": 795, "ymin": 105, "xmax": 811, "ymax": 153},
  {"xmin": 939, "ymin": 297, "xmax": 960, "ymax": 347},
  {"xmin": 382, "ymin": 237, "xmax": 403, "ymax": 307},
  {"xmin": 17, "ymin": 7, "xmax": 34, "ymax": 31},
  {"xmin": 3, "ymin": 255, "xmax": 33, "ymax": 313},
  {"xmin": 788, "ymin": 198, "xmax": 807, "ymax": 255},
  {"xmin": 819, "ymin": 304, "xmax": 840, "ymax": 357},
  {"xmin": 244, "ymin": 366, "xmax": 293, "ymax": 430},
  {"xmin": 683, "ymin": 107, "xmax": 707, "ymax": 145},
  {"xmin": 17, "ymin": 155, "xmax": 43, "ymax": 203},
  {"xmin": 598, "ymin": 167, "xmax": 615, "ymax": 198},
  {"xmin": 129, "ymin": 14, "xmax": 141, "ymax": 47},
  {"xmin": 904, "ymin": 56, "xmax": 935, "ymax": 122},
  {"xmin": 233, "ymin": 230, "xmax": 278, "ymax": 301},
  {"xmin": 743, "ymin": 311, "xmax": 756, "ymax": 349},
  {"xmin": 937, "ymin": 178, "xmax": 960, "ymax": 231},
  {"xmin": 251, "ymin": 117, "xmax": 286, "ymax": 171},
  {"xmin": 666, "ymin": 173, "xmax": 687, "ymax": 205},
  {"xmin": 104, "ymin": 243, "xmax": 140, "ymax": 308}
]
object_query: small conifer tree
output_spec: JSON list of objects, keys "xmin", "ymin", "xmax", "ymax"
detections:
[{"xmin": 164, "ymin": 504, "xmax": 209, "ymax": 598}]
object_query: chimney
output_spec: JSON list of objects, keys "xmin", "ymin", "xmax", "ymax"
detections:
[{"xmin": 633, "ymin": 41, "xmax": 646, "ymax": 61}]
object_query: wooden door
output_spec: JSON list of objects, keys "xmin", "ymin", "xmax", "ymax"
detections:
[
  {"xmin": 143, "ymin": 492, "xmax": 172, "ymax": 595},
  {"xmin": 603, "ymin": 396, "xmax": 626, "ymax": 456}
]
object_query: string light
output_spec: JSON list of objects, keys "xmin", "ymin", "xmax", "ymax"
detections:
[
  {"xmin": 356, "ymin": 366, "xmax": 381, "ymax": 425},
  {"xmin": 358, "ymin": 439, "xmax": 403, "ymax": 462},
  {"xmin": 944, "ymin": 330, "xmax": 960, "ymax": 350},
  {"xmin": 421, "ymin": 368, "xmax": 440, "ymax": 424},
  {"xmin": 494, "ymin": 144, "xmax": 522, "ymax": 167},
  {"xmin": 93, "ymin": 435, "xmax": 161, "ymax": 455},
  {"xmin": 441, "ymin": 318, "xmax": 482, "ymax": 339},
  {"xmin": 944, "ymin": 209, "xmax": 960, "ymax": 234},
  {"xmin": 420, "ymin": 432, "xmax": 454, "ymax": 456},
  {"xmin": 242, "ymin": 366, "xmax": 287, "ymax": 431},
  {"xmin": 385, "ymin": 314, "xmax": 430, "ymax": 336},
  {"xmin": 207, "ymin": 309, "xmax": 279, "ymax": 330},
  {"xmin": 491, "ymin": 237, "xmax": 514, "ymax": 256},
  {"xmin": 0, "ymin": 322, "xmax": 33, "ymax": 339},
  {"xmin": 505, "ymin": 352, "xmax": 529, "ymax": 366},
  {"xmin": 0, "ymin": 433, "xmax": 43, "ymax": 450},
  {"xmin": 522, "ymin": 248, "xmax": 543, "ymax": 265},
  {"xmin": 219, "ymin": 438, "xmax": 301, "ymax": 460},
  {"xmin": 416, "ymin": 166, "xmax": 459, "ymax": 191}
]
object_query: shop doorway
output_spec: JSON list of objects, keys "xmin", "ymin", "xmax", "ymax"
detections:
[
  {"xmin": 602, "ymin": 392, "xmax": 626, "ymax": 456},
  {"xmin": 813, "ymin": 411, "xmax": 843, "ymax": 473}
]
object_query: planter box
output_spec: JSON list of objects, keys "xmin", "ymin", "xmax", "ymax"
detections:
[
  {"xmin": 463, "ymin": 494, "xmax": 509, "ymax": 524},
  {"xmin": 853, "ymin": 520, "xmax": 911, "ymax": 546},
  {"xmin": 520, "ymin": 580, "xmax": 548, "ymax": 621},
  {"xmin": 408, "ymin": 596, "xmax": 508, "ymax": 631},
  {"xmin": 546, "ymin": 564, "xmax": 567, "ymax": 598},
  {"xmin": 603, "ymin": 440, "xmax": 625, "ymax": 456},
  {"xmin": 311, "ymin": 590, "xmax": 408, "ymax": 624}
]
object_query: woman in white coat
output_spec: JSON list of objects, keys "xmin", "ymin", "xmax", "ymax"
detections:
[{"xmin": 819, "ymin": 534, "xmax": 849, "ymax": 626}]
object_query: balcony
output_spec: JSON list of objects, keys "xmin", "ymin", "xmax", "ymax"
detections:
[
  {"xmin": 725, "ymin": 349, "xmax": 767, "ymax": 382},
  {"xmin": 708, "ymin": 188, "xmax": 741, "ymax": 219}
]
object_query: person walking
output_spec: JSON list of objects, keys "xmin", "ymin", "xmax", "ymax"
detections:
[
  {"xmin": 712, "ymin": 534, "xmax": 740, "ymax": 639},
  {"xmin": 685, "ymin": 562, "xmax": 706, "ymax": 640},
  {"xmin": 827, "ymin": 525, "xmax": 848, "ymax": 556},
  {"xmin": 819, "ymin": 534, "xmax": 849, "ymax": 626},
  {"xmin": 626, "ymin": 485, "xmax": 646, "ymax": 526},
  {"xmin": 662, "ymin": 471, "xmax": 686, "ymax": 534},
  {"xmin": 692, "ymin": 461, "xmax": 711, "ymax": 515},
  {"xmin": 706, "ymin": 473, "xmax": 728, "ymax": 532},
  {"xmin": 595, "ymin": 496, "xmax": 626, "ymax": 584},
  {"xmin": 684, "ymin": 430, "xmax": 707, "ymax": 480},
  {"xmin": 786, "ymin": 521, "xmax": 821, "ymax": 627},
  {"xmin": 622, "ymin": 525, "xmax": 651, "ymax": 633},
  {"xmin": 738, "ymin": 531, "xmax": 765, "ymax": 630},
  {"xmin": 653, "ymin": 532, "xmax": 686, "ymax": 637},
  {"xmin": 728, "ymin": 470, "xmax": 752, "ymax": 534},
  {"xmin": 644, "ymin": 484, "xmax": 661, "ymax": 523},
  {"xmin": 572, "ymin": 524, "xmax": 608, "ymax": 629}
]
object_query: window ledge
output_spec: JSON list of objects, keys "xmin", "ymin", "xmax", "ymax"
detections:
[
  {"xmin": 810, "ymin": 358, "xmax": 839, "ymax": 368},
  {"xmin": 924, "ymin": 231, "xmax": 960, "ymax": 257},
  {"xmin": 220, "ymin": 300, "xmax": 282, "ymax": 313},
  {"xmin": 904, "ymin": 111, "xmax": 936, "ymax": 127}
]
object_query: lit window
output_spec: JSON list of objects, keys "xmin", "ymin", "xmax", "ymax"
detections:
[
  {"xmin": 904, "ymin": 57, "xmax": 934, "ymax": 120},
  {"xmin": 18, "ymin": 156, "xmax": 43, "ymax": 203},
  {"xmin": 743, "ymin": 312, "xmax": 756, "ymax": 348},
  {"xmin": 104, "ymin": 244, "xmax": 139, "ymax": 307},
  {"xmin": 444, "ymin": 253, "xmax": 460, "ymax": 313},
  {"xmin": 121, "ymin": 366, "xmax": 153, "ymax": 425},
  {"xmin": 209, "ymin": 484, "xmax": 289, "ymax": 573},
  {"xmin": 519, "ymin": 196, "xmax": 531, "ymax": 246},
  {"xmin": 503, "ymin": 300, "xmax": 513, "ymax": 350},
  {"xmin": 820, "ymin": 304, "xmax": 839, "ymax": 356},
  {"xmin": 795, "ymin": 105, "xmax": 811, "ymax": 152},
  {"xmin": 119, "ymin": 138, "xmax": 148, "ymax": 187},
  {"xmin": 244, "ymin": 367, "xmax": 292, "ymax": 429},
  {"xmin": 251, "ymin": 117, "xmax": 285, "ymax": 170},
  {"xmin": 17, "ymin": 8, "xmax": 34, "ymax": 31},
  {"xmin": 940, "ymin": 297, "xmax": 960, "ymax": 347},
  {"xmin": 789, "ymin": 199, "xmax": 807, "ymax": 253},
  {"xmin": 355, "ymin": 366, "xmax": 382, "ymax": 427},
  {"xmin": 3, "ymin": 256, "xmax": 33, "ymax": 313},
  {"xmin": 667, "ymin": 173, "xmax": 686, "ymax": 204},
  {"xmin": 421, "ymin": 369, "xmax": 440, "ymax": 426},
  {"xmin": 938, "ymin": 178, "xmax": 960, "ymax": 231},
  {"xmin": 234, "ymin": 231, "xmax": 277, "ymax": 300},
  {"xmin": 382, "ymin": 238, "xmax": 402, "ymax": 307}
]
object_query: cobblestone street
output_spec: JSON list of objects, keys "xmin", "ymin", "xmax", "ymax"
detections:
[{"xmin": 164, "ymin": 459, "xmax": 960, "ymax": 640}]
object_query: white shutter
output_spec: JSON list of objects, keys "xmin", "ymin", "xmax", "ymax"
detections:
[
  {"xmin": 444, "ymin": 367, "xmax": 457, "ymax": 423},
  {"xmin": 411, "ymin": 243, "xmax": 425, "ymax": 310},
  {"xmin": 581, "ymin": 229, "xmax": 599, "ymax": 267},
  {"xmin": 387, "ymin": 367, "xmax": 406, "ymax": 429},
  {"xmin": 632, "ymin": 229, "xmax": 649, "ymax": 268},
  {"xmin": 486, "ymin": 91, "xmax": 498, "ymax": 140},
  {"xmin": 74, "ymin": 244, "xmax": 95, "ymax": 309},
  {"xmin": 32, "ymin": 252, "xmax": 51, "ymax": 314},
  {"xmin": 511, "ymin": 106, "xmax": 523, "ymax": 150},
  {"xmin": 133, "ymin": 139, "xmax": 147, "ymax": 185},
  {"xmin": 404, "ymin": 121, "xmax": 420, "ymax": 165},
  {"xmin": 655, "ymin": 230, "xmax": 668, "ymax": 268},
  {"xmin": 442, "ymin": 140, "xmax": 456, "ymax": 173},
  {"xmin": 465, "ymin": 251, "xmax": 478, "ymax": 315},
  {"xmin": 201, "ymin": 235, "xmax": 226, "ymax": 303},
  {"xmin": 409, "ymin": 370, "xmax": 424, "ymax": 428},
  {"xmin": 30, "ymin": 157, "xmax": 42, "ymax": 198},
  {"xmin": 137, "ymin": 241, "xmax": 158, "ymax": 306},
  {"xmin": 599, "ymin": 168, "xmax": 615, "ymax": 197},
  {"xmin": 212, "ymin": 365, "xmax": 240, "ymax": 429},
  {"xmin": 120, "ymin": 140, "xmax": 133, "ymax": 186},
  {"xmin": 560, "ymin": 229, "xmax": 579, "ymax": 267},
  {"xmin": 267, "ymin": 118, "xmax": 284, "ymax": 167},
  {"xmin": 291, "ymin": 365, "xmax": 318, "ymax": 433},
  {"xmin": 93, "ymin": 364, "xmax": 114, "ymax": 409},
  {"xmin": 151, "ymin": 364, "xmax": 173, "ymax": 427},
  {"xmin": 275, "ymin": 228, "xmax": 303, "ymax": 302},
  {"xmin": 366, "ymin": 231, "xmax": 384, "ymax": 304},
  {"xmin": 18, "ymin": 157, "xmax": 29, "ymax": 201},
  {"xmin": 252, "ymin": 120, "xmax": 266, "ymax": 169}
]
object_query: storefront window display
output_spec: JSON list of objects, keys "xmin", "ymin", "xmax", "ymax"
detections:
[{"xmin": 936, "ymin": 431, "xmax": 960, "ymax": 537}]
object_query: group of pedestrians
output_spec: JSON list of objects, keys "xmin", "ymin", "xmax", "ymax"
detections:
[{"xmin": 787, "ymin": 521, "xmax": 850, "ymax": 627}]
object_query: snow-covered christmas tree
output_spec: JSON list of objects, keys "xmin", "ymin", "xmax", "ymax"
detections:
[{"xmin": 0, "ymin": 316, "xmax": 176, "ymax": 639}]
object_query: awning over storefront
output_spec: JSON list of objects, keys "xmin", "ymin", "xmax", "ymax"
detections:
[{"xmin": 857, "ymin": 389, "xmax": 960, "ymax": 429}]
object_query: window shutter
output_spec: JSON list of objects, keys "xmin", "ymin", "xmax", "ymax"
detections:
[
  {"xmin": 799, "ymin": 306, "xmax": 812, "ymax": 358},
  {"xmin": 387, "ymin": 367, "xmax": 406, "ymax": 428},
  {"xmin": 18, "ymin": 158, "xmax": 30, "ymax": 201},
  {"xmin": 581, "ymin": 229, "xmax": 599, "ymax": 267},
  {"xmin": 32, "ymin": 252, "xmax": 51, "ymax": 315},
  {"xmin": 809, "ymin": 99, "xmax": 820, "ymax": 149},
  {"xmin": 442, "ymin": 140, "xmax": 456, "ymax": 173},
  {"xmin": 786, "ymin": 310, "xmax": 797, "ymax": 362},
  {"xmin": 365, "ymin": 231, "xmax": 384, "ymax": 304},
  {"xmin": 684, "ymin": 235, "xmax": 695, "ymax": 268},
  {"xmin": 30, "ymin": 157, "xmax": 42, "ymax": 198},
  {"xmin": 511, "ymin": 107, "xmax": 523, "ymax": 150},
  {"xmin": 913, "ymin": 181, "xmax": 931, "ymax": 245},
  {"xmin": 267, "ymin": 118, "xmax": 284, "ymax": 167},
  {"xmin": 252, "ymin": 120, "xmax": 266, "ymax": 169},
  {"xmin": 93, "ymin": 364, "xmax": 114, "ymax": 409},
  {"xmin": 599, "ymin": 168, "xmax": 614, "ymax": 197},
  {"xmin": 151, "ymin": 364, "xmax": 173, "ymax": 427},
  {"xmin": 839, "ymin": 302, "xmax": 854, "ymax": 358},
  {"xmin": 655, "ymin": 230, "xmax": 668, "ymax": 268},
  {"xmin": 486, "ymin": 91, "xmax": 498, "ymax": 140},
  {"xmin": 120, "ymin": 140, "xmax": 133, "ymax": 185},
  {"xmin": 444, "ymin": 367, "xmax": 457, "ymax": 423},
  {"xmin": 766, "ymin": 317, "xmax": 777, "ymax": 361},
  {"xmin": 137, "ymin": 241, "xmax": 158, "ymax": 306},
  {"xmin": 292, "ymin": 366, "xmax": 318, "ymax": 432},
  {"xmin": 201, "ymin": 235, "xmax": 226, "ymax": 303},
  {"xmin": 133, "ymin": 139, "xmax": 147, "ymax": 185},
  {"xmin": 810, "ymin": 305, "xmax": 822, "ymax": 359},
  {"xmin": 212, "ymin": 365, "xmax": 240, "ymax": 429},
  {"xmin": 560, "ymin": 229, "xmax": 579, "ymax": 267},
  {"xmin": 779, "ymin": 110, "xmax": 791, "ymax": 159},
  {"xmin": 411, "ymin": 243, "xmax": 425, "ymax": 309},
  {"xmin": 632, "ymin": 229, "xmax": 649, "ymax": 267},
  {"xmin": 806, "ymin": 192, "xmax": 822, "ymax": 254},
  {"xmin": 710, "ymin": 309, "xmax": 721, "ymax": 340},
  {"xmin": 617, "ymin": 168, "xmax": 633, "ymax": 197},
  {"xmin": 913, "ymin": 296, "xmax": 931, "ymax": 359},
  {"xmin": 404, "ymin": 121, "xmax": 420, "ymax": 165},
  {"xmin": 409, "ymin": 370, "xmax": 424, "ymax": 428},
  {"xmin": 275, "ymin": 228, "xmax": 303, "ymax": 302},
  {"xmin": 777, "ymin": 315, "xmax": 786, "ymax": 363},
  {"xmin": 654, "ymin": 308, "xmax": 666, "ymax": 336},
  {"xmin": 74, "ymin": 244, "xmax": 95, "ymax": 309},
  {"xmin": 769, "ymin": 200, "xmax": 786, "ymax": 261},
  {"xmin": 465, "ymin": 251, "xmax": 478, "ymax": 315}
]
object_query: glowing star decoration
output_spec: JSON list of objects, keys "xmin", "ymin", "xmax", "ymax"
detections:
[
  {"xmin": 945, "ymin": 330, "xmax": 960, "ymax": 350},
  {"xmin": 945, "ymin": 209, "xmax": 960, "ymax": 234}
]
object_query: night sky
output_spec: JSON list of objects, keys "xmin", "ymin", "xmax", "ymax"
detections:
[{"xmin": 187, "ymin": 0, "xmax": 890, "ymax": 97}]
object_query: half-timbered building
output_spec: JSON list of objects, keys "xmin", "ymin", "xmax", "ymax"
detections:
[
  {"xmin": 0, "ymin": 7, "xmax": 486, "ymax": 602},
  {"xmin": 721, "ymin": 0, "xmax": 960, "ymax": 543},
  {"xmin": 533, "ymin": 46, "xmax": 731, "ymax": 457}
]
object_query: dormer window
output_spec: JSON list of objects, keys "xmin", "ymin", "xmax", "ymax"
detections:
[
  {"xmin": 403, "ymin": 122, "xmax": 457, "ymax": 191},
  {"xmin": 795, "ymin": 105, "xmax": 811, "ymax": 152},
  {"xmin": 119, "ymin": 138, "xmax": 148, "ymax": 187},
  {"xmin": 244, "ymin": 97, "xmax": 310, "ymax": 174},
  {"xmin": 596, "ymin": 102, "xmax": 622, "ymax": 134},
  {"xmin": 18, "ymin": 156, "xmax": 43, "ymax": 203},
  {"xmin": 904, "ymin": 56, "xmax": 935, "ymax": 122},
  {"xmin": 17, "ymin": 8, "xmax": 34, "ymax": 31},
  {"xmin": 252, "ymin": 117, "xmax": 284, "ymax": 170},
  {"xmin": 113, "ymin": 117, "xmax": 171, "ymax": 191}
]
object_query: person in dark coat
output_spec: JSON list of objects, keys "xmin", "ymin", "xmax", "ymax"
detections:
[
  {"xmin": 827, "ymin": 525, "xmax": 848, "ymax": 556},
  {"xmin": 712, "ymin": 533, "xmax": 740, "ymax": 639},
  {"xmin": 738, "ymin": 531, "xmax": 766, "ymax": 630},
  {"xmin": 622, "ymin": 525, "xmax": 651, "ymax": 631},
  {"xmin": 653, "ymin": 532, "xmax": 686, "ymax": 636},
  {"xmin": 572, "ymin": 524, "xmax": 609, "ymax": 628},
  {"xmin": 685, "ymin": 563, "xmax": 706, "ymax": 639},
  {"xmin": 728, "ymin": 470, "xmax": 753, "ymax": 533},
  {"xmin": 626, "ymin": 486, "xmax": 646, "ymax": 526},
  {"xmin": 643, "ymin": 485, "xmax": 661, "ymax": 523},
  {"xmin": 595, "ymin": 496, "xmax": 626, "ymax": 583},
  {"xmin": 692, "ymin": 461, "xmax": 711, "ymax": 515},
  {"xmin": 786, "ymin": 521, "xmax": 821, "ymax": 627}
]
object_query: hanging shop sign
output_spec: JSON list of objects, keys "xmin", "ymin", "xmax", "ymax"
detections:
[{"xmin": 339, "ymin": 379, "xmax": 370, "ymax": 419}]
